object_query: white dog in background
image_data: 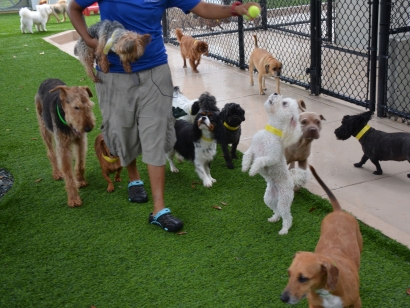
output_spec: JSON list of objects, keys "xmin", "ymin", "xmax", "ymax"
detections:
[
  {"xmin": 172, "ymin": 86, "xmax": 199, "ymax": 123},
  {"xmin": 19, "ymin": 5, "xmax": 52, "ymax": 34},
  {"xmin": 242, "ymin": 93, "xmax": 303, "ymax": 235}
]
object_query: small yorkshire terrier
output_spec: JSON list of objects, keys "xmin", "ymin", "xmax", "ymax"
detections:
[{"xmin": 74, "ymin": 20, "xmax": 151, "ymax": 83}]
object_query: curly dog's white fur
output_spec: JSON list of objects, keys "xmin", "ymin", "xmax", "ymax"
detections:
[{"xmin": 242, "ymin": 93, "xmax": 302, "ymax": 235}]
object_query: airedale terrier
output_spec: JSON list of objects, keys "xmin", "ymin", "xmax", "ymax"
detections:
[{"xmin": 35, "ymin": 78, "xmax": 96, "ymax": 207}]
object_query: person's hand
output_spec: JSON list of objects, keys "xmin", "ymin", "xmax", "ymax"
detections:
[
  {"xmin": 85, "ymin": 37, "xmax": 98, "ymax": 49},
  {"xmin": 233, "ymin": 2, "xmax": 261, "ymax": 20}
]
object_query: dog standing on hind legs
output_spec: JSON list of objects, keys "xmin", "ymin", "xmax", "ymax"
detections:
[
  {"xmin": 281, "ymin": 165, "xmax": 363, "ymax": 307},
  {"xmin": 242, "ymin": 93, "xmax": 302, "ymax": 235},
  {"xmin": 35, "ymin": 78, "xmax": 96, "ymax": 207}
]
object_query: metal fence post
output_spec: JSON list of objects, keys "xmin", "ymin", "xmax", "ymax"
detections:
[
  {"xmin": 162, "ymin": 12, "xmax": 169, "ymax": 43},
  {"xmin": 238, "ymin": 1, "xmax": 245, "ymax": 70},
  {"xmin": 306, "ymin": 0, "xmax": 321, "ymax": 95},
  {"xmin": 260, "ymin": 0, "xmax": 267, "ymax": 31},
  {"xmin": 368, "ymin": 0, "xmax": 379, "ymax": 113},
  {"xmin": 377, "ymin": 0, "xmax": 392, "ymax": 117}
]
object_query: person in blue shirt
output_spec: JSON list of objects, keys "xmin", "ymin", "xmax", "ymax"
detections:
[{"xmin": 68, "ymin": 0, "xmax": 260, "ymax": 232}]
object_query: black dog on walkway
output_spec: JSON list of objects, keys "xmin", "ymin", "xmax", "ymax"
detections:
[{"xmin": 334, "ymin": 110, "xmax": 410, "ymax": 177}]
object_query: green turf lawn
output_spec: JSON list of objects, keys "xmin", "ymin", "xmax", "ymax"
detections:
[{"xmin": 0, "ymin": 11, "xmax": 409, "ymax": 308}]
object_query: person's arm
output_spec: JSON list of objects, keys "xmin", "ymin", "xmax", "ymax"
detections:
[
  {"xmin": 190, "ymin": 1, "xmax": 261, "ymax": 20},
  {"xmin": 67, "ymin": 0, "xmax": 98, "ymax": 49}
]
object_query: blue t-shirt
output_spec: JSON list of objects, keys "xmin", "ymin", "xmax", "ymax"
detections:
[{"xmin": 75, "ymin": 0, "xmax": 201, "ymax": 72}]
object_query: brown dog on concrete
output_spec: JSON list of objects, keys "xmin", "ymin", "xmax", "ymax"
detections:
[
  {"xmin": 249, "ymin": 34, "xmax": 282, "ymax": 95},
  {"xmin": 95, "ymin": 133, "xmax": 123, "ymax": 192},
  {"xmin": 281, "ymin": 165, "xmax": 363, "ymax": 307},
  {"xmin": 285, "ymin": 110, "xmax": 325, "ymax": 171},
  {"xmin": 175, "ymin": 28, "xmax": 209, "ymax": 73},
  {"xmin": 35, "ymin": 78, "xmax": 96, "ymax": 207}
]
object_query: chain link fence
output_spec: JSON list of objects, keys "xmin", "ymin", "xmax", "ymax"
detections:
[
  {"xmin": 0, "ymin": 0, "xmax": 30, "ymax": 11},
  {"xmin": 164, "ymin": 0, "xmax": 410, "ymax": 124}
]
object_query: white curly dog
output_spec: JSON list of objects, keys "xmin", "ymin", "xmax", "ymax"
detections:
[{"xmin": 242, "ymin": 93, "xmax": 302, "ymax": 235}]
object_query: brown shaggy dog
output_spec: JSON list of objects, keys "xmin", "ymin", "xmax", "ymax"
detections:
[
  {"xmin": 94, "ymin": 133, "xmax": 123, "ymax": 193},
  {"xmin": 175, "ymin": 28, "xmax": 209, "ymax": 73},
  {"xmin": 35, "ymin": 78, "xmax": 96, "ymax": 207}
]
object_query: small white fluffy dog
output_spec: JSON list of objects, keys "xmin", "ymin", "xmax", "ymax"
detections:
[
  {"xmin": 19, "ymin": 6, "xmax": 52, "ymax": 34},
  {"xmin": 172, "ymin": 86, "xmax": 199, "ymax": 123},
  {"xmin": 242, "ymin": 93, "xmax": 302, "ymax": 235}
]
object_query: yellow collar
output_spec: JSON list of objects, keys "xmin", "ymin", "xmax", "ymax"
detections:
[
  {"xmin": 355, "ymin": 124, "xmax": 371, "ymax": 140},
  {"xmin": 102, "ymin": 153, "xmax": 119, "ymax": 163},
  {"xmin": 265, "ymin": 124, "xmax": 282, "ymax": 137},
  {"xmin": 223, "ymin": 122, "xmax": 239, "ymax": 131},
  {"xmin": 201, "ymin": 136, "xmax": 214, "ymax": 142}
]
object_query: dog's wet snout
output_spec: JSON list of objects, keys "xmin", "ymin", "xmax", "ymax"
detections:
[
  {"xmin": 84, "ymin": 126, "xmax": 93, "ymax": 133},
  {"xmin": 280, "ymin": 291, "xmax": 290, "ymax": 303}
]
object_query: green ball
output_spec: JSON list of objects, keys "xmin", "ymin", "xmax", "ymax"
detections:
[{"xmin": 248, "ymin": 5, "xmax": 260, "ymax": 18}]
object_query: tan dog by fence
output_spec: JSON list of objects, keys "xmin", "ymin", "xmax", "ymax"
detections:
[
  {"xmin": 35, "ymin": 78, "xmax": 96, "ymax": 207},
  {"xmin": 175, "ymin": 28, "xmax": 209, "ymax": 73},
  {"xmin": 281, "ymin": 165, "xmax": 363, "ymax": 307},
  {"xmin": 94, "ymin": 133, "xmax": 123, "ymax": 192},
  {"xmin": 249, "ymin": 34, "xmax": 282, "ymax": 95}
]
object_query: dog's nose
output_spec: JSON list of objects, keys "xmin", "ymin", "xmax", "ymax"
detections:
[
  {"xmin": 308, "ymin": 127, "xmax": 318, "ymax": 133},
  {"xmin": 84, "ymin": 126, "xmax": 93, "ymax": 133},
  {"xmin": 280, "ymin": 291, "xmax": 290, "ymax": 303}
]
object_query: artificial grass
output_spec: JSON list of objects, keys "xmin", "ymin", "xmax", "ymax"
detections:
[{"xmin": 1, "ymin": 12, "xmax": 410, "ymax": 308}]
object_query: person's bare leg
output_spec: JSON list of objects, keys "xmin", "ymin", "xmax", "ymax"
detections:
[
  {"xmin": 126, "ymin": 159, "xmax": 141, "ymax": 181},
  {"xmin": 147, "ymin": 164, "xmax": 165, "ymax": 216}
]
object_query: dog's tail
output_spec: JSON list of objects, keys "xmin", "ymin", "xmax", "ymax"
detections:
[
  {"xmin": 175, "ymin": 28, "xmax": 184, "ymax": 43},
  {"xmin": 309, "ymin": 165, "xmax": 342, "ymax": 212},
  {"xmin": 19, "ymin": 7, "xmax": 31, "ymax": 18},
  {"xmin": 253, "ymin": 34, "xmax": 258, "ymax": 48}
]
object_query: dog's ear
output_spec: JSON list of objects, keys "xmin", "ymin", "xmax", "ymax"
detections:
[
  {"xmin": 297, "ymin": 100, "xmax": 307, "ymax": 112},
  {"xmin": 191, "ymin": 100, "xmax": 200, "ymax": 116},
  {"xmin": 319, "ymin": 115, "xmax": 326, "ymax": 121},
  {"xmin": 81, "ymin": 86, "xmax": 93, "ymax": 98},
  {"xmin": 265, "ymin": 64, "xmax": 270, "ymax": 74},
  {"xmin": 240, "ymin": 107, "xmax": 245, "ymax": 121},
  {"xmin": 204, "ymin": 43, "xmax": 209, "ymax": 56},
  {"xmin": 320, "ymin": 260, "xmax": 339, "ymax": 292},
  {"xmin": 49, "ymin": 85, "xmax": 69, "ymax": 101},
  {"xmin": 219, "ymin": 108, "xmax": 226, "ymax": 121},
  {"xmin": 362, "ymin": 111, "xmax": 373, "ymax": 122}
]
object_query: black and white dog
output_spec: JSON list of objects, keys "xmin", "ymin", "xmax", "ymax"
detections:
[
  {"xmin": 166, "ymin": 110, "xmax": 223, "ymax": 187},
  {"xmin": 334, "ymin": 110, "xmax": 410, "ymax": 177},
  {"xmin": 171, "ymin": 86, "xmax": 199, "ymax": 123}
]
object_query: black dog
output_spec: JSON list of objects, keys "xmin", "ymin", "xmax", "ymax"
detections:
[
  {"xmin": 334, "ymin": 110, "xmax": 410, "ymax": 177},
  {"xmin": 193, "ymin": 92, "xmax": 245, "ymax": 169},
  {"xmin": 166, "ymin": 111, "xmax": 223, "ymax": 187},
  {"xmin": 219, "ymin": 102, "xmax": 246, "ymax": 168}
]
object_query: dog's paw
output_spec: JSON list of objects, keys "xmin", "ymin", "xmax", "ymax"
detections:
[
  {"xmin": 278, "ymin": 228, "xmax": 289, "ymax": 235},
  {"xmin": 210, "ymin": 177, "xmax": 217, "ymax": 183},
  {"xmin": 268, "ymin": 214, "xmax": 280, "ymax": 223},
  {"xmin": 203, "ymin": 179, "xmax": 213, "ymax": 187},
  {"xmin": 107, "ymin": 184, "xmax": 115, "ymax": 193},
  {"xmin": 170, "ymin": 166, "xmax": 180, "ymax": 173},
  {"xmin": 226, "ymin": 161, "xmax": 234, "ymax": 169},
  {"xmin": 353, "ymin": 163, "xmax": 363, "ymax": 168},
  {"xmin": 373, "ymin": 170, "xmax": 383, "ymax": 175},
  {"xmin": 68, "ymin": 197, "xmax": 82, "ymax": 208},
  {"xmin": 78, "ymin": 180, "xmax": 88, "ymax": 188},
  {"xmin": 52, "ymin": 172, "xmax": 64, "ymax": 180},
  {"xmin": 114, "ymin": 177, "xmax": 121, "ymax": 182}
]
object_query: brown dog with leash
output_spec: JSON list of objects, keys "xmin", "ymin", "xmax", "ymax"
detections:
[
  {"xmin": 95, "ymin": 133, "xmax": 123, "ymax": 192},
  {"xmin": 249, "ymin": 34, "xmax": 282, "ymax": 95},
  {"xmin": 281, "ymin": 165, "xmax": 363, "ymax": 307}
]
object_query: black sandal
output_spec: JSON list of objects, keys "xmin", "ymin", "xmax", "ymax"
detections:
[
  {"xmin": 148, "ymin": 208, "xmax": 183, "ymax": 232},
  {"xmin": 128, "ymin": 180, "xmax": 148, "ymax": 203}
]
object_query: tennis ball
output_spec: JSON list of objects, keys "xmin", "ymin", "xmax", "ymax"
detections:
[
  {"xmin": 248, "ymin": 5, "xmax": 260, "ymax": 18},
  {"xmin": 244, "ymin": 5, "xmax": 260, "ymax": 20}
]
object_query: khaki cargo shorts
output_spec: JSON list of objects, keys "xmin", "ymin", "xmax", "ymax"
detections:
[{"xmin": 96, "ymin": 64, "xmax": 176, "ymax": 167}]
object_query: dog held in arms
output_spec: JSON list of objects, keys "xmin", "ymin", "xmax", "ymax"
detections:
[
  {"xmin": 74, "ymin": 20, "xmax": 151, "ymax": 83},
  {"xmin": 334, "ymin": 110, "xmax": 410, "ymax": 178},
  {"xmin": 95, "ymin": 133, "xmax": 123, "ymax": 193},
  {"xmin": 249, "ymin": 34, "xmax": 282, "ymax": 95},
  {"xmin": 19, "ymin": 5, "xmax": 53, "ymax": 33},
  {"xmin": 242, "ymin": 93, "xmax": 302, "ymax": 234},
  {"xmin": 175, "ymin": 28, "xmax": 209, "ymax": 73},
  {"xmin": 35, "ymin": 78, "xmax": 96, "ymax": 207},
  {"xmin": 166, "ymin": 110, "xmax": 222, "ymax": 187},
  {"xmin": 281, "ymin": 165, "xmax": 363, "ymax": 307}
]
